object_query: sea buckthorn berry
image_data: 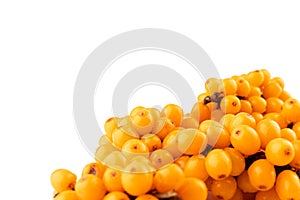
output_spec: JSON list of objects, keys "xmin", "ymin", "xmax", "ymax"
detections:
[
  {"xmin": 280, "ymin": 128, "xmax": 297, "ymax": 142},
  {"xmin": 199, "ymin": 119, "xmax": 222, "ymax": 133},
  {"xmin": 50, "ymin": 169, "xmax": 77, "ymax": 193},
  {"xmin": 141, "ymin": 134, "xmax": 162, "ymax": 152},
  {"xmin": 135, "ymin": 194, "xmax": 159, "ymax": 200},
  {"xmin": 248, "ymin": 159, "xmax": 276, "ymax": 191},
  {"xmin": 234, "ymin": 76, "xmax": 251, "ymax": 97},
  {"xmin": 154, "ymin": 163, "xmax": 185, "ymax": 193},
  {"xmin": 271, "ymin": 77, "xmax": 285, "ymax": 88},
  {"xmin": 256, "ymin": 118, "xmax": 281, "ymax": 149},
  {"xmin": 198, "ymin": 92, "xmax": 209, "ymax": 103},
  {"xmin": 103, "ymin": 167, "xmax": 124, "ymax": 192},
  {"xmin": 152, "ymin": 117, "xmax": 175, "ymax": 140},
  {"xmin": 290, "ymin": 140, "xmax": 300, "ymax": 169},
  {"xmin": 130, "ymin": 108, "xmax": 154, "ymax": 136},
  {"xmin": 174, "ymin": 155, "xmax": 190, "ymax": 170},
  {"xmin": 222, "ymin": 78, "xmax": 238, "ymax": 95},
  {"xmin": 229, "ymin": 112, "xmax": 256, "ymax": 133},
  {"xmin": 82, "ymin": 162, "xmax": 106, "ymax": 179},
  {"xmin": 251, "ymin": 112, "xmax": 263, "ymax": 123},
  {"xmin": 103, "ymin": 151, "xmax": 127, "ymax": 170},
  {"xmin": 205, "ymin": 149, "xmax": 232, "ymax": 180},
  {"xmin": 265, "ymin": 97, "xmax": 284, "ymax": 113},
  {"xmin": 176, "ymin": 178, "xmax": 208, "ymax": 200},
  {"xmin": 224, "ymin": 147, "xmax": 245, "ymax": 176},
  {"xmin": 263, "ymin": 112, "xmax": 288, "ymax": 129},
  {"xmin": 282, "ymin": 98, "xmax": 300, "ymax": 123},
  {"xmin": 248, "ymin": 96, "xmax": 266, "ymax": 113},
  {"xmin": 122, "ymin": 139, "xmax": 149, "ymax": 160},
  {"xmin": 246, "ymin": 70, "xmax": 265, "ymax": 87},
  {"xmin": 230, "ymin": 125, "xmax": 261, "ymax": 155},
  {"xmin": 147, "ymin": 107, "xmax": 161, "ymax": 123},
  {"xmin": 261, "ymin": 69, "xmax": 271, "ymax": 87},
  {"xmin": 112, "ymin": 126, "xmax": 139, "ymax": 149},
  {"xmin": 103, "ymin": 191, "xmax": 130, "ymax": 200},
  {"xmin": 180, "ymin": 116, "xmax": 199, "ymax": 129},
  {"xmin": 229, "ymin": 187, "xmax": 243, "ymax": 200},
  {"xmin": 265, "ymin": 138, "xmax": 295, "ymax": 166},
  {"xmin": 162, "ymin": 130, "xmax": 182, "ymax": 158},
  {"xmin": 275, "ymin": 170, "xmax": 300, "ymax": 200},
  {"xmin": 237, "ymin": 170, "xmax": 258, "ymax": 193},
  {"xmin": 205, "ymin": 77, "xmax": 223, "ymax": 95},
  {"xmin": 161, "ymin": 104, "xmax": 183, "ymax": 127},
  {"xmin": 211, "ymin": 176, "xmax": 237, "ymax": 200},
  {"xmin": 220, "ymin": 95, "xmax": 241, "ymax": 114},
  {"xmin": 248, "ymin": 86, "xmax": 262, "ymax": 97},
  {"xmin": 219, "ymin": 113, "xmax": 235, "ymax": 131},
  {"xmin": 149, "ymin": 149, "xmax": 174, "ymax": 169},
  {"xmin": 263, "ymin": 81, "xmax": 283, "ymax": 98},
  {"xmin": 184, "ymin": 155, "xmax": 208, "ymax": 181},
  {"xmin": 54, "ymin": 190, "xmax": 78, "ymax": 200},
  {"xmin": 240, "ymin": 99, "xmax": 253, "ymax": 113},
  {"xmin": 292, "ymin": 121, "xmax": 300, "ymax": 139},
  {"xmin": 75, "ymin": 174, "xmax": 106, "ymax": 200},
  {"xmin": 191, "ymin": 102, "xmax": 210, "ymax": 124},
  {"xmin": 121, "ymin": 163, "xmax": 153, "ymax": 196},
  {"xmin": 279, "ymin": 90, "xmax": 291, "ymax": 101},
  {"xmin": 255, "ymin": 187, "xmax": 280, "ymax": 200},
  {"xmin": 177, "ymin": 129, "xmax": 208, "ymax": 155},
  {"xmin": 104, "ymin": 117, "xmax": 119, "ymax": 141}
]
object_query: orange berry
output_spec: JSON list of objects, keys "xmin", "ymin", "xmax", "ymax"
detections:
[
  {"xmin": 152, "ymin": 117, "xmax": 175, "ymax": 140},
  {"xmin": 275, "ymin": 170, "xmax": 300, "ymax": 200},
  {"xmin": 246, "ymin": 70, "xmax": 265, "ymax": 87},
  {"xmin": 122, "ymin": 139, "xmax": 149, "ymax": 160},
  {"xmin": 290, "ymin": 140, "xmax": 300, "ymax": 169},
  {"xmin": 205, "ymin": 149, "xmax": 232, "ymax": 180},
  {"xmin": 237, "ymin": 170, "xmax": 258, "ymax": 193},
  {"xmin": 130, "ymin": 108, "xmax": 154, "ymax": 136},
  {"xmin": 154, "ymin": 163, "xmax": 185, "ymax": 193},
  {"xmin": 141, "ymin": 134, "xmax": 162, "ymax": 152},
  {"xmin": 103, "ymin": 191, "xmax": 130, "ymax": 200},
  {"xmin": 104, "ymin": 117, "xmax": 119, "ymax": 141},
  {"xmin": 248, "ymin": 159, "xmax": 276, "ymax": 191},
  {"xmin": 211, "ymin": 176, "xmax": 237, "ymax": 200},
  {"xmin": 174, "ymin": 155, "xmax": 190, "ymax": 170},
  {"xmin": 82, "ymin": 162, "xmax": 106, "ymax": 179},
  {"xmin": 135, "ymin": 194, "xmax": 159, "ymax": 200},
  {"xmin": 180, "ymin": 116, "xmax": 199, "ymax": 129},
  {"xmin": 265, "ymin": 138, "xmax": 295, "ymax": 166},
  {"xmin": 263, "ymin": 112, "xmax": 288, "ymax": 129},
  {"xmin": 235, "ymin": 77, "xmax": 251, "ymax": 97},
  {"xmin": 261, "ymin": 69, "xmax": 271, "ymax": 87},
  {"xmin": 255, "ymin": 187, "xmax": 280, "ymax": 200},
  {"xmin": 206, "ymin": 124, "xmax": 230, "ymax": 148},
  {"xmin": 54, "ymin": 190, "xmax": 78, "ymax": 200},
  {"xmin": 51, "ymin": 169, "xmax": 77, "ymax": 193},
  {"xmin": 149, "ymin": 149, "xmax": 174, "ymax": 170},
  {"xmin": 271, "ymin": 77, "xmax": 284, "ymax": 88},
  {"xmin": 112, "ymin": 126, "xmax": 139, "ymax": 149},
  {"xmin": 162, "ymin": 129, "xmax": 182, "ymax": 158},
  {"xmin": 103, "ymin": 167, "xmax": 124, "ymax": 192},
  {"xmin": 161, "ymin": 104, "xmax": 183, "ymax": 127},
  {"xmin": 222, "ymin": 78, "xmax": 238, "ymax": 95},
  {"xmin": 240, "ymin": 99, "xmax": 253, "ymax": 113},
  {"xmin": 279, "ymin": 90, "xmax": 291, "ymax": 101},
  {"xmin": 282, "ymin": 98, "xmax": 300, "ymax": 123},
  {"xmin": 251, "ymin": 112, "xmax": 263, "ymax": 123},
  {"xmin": 266, "ymin": 97, "xmax": 284, "ymax": 113},
  {"xmin": 263, "ymin": 81, "xmax": 283, "ymax": 98},
  {"xmin": 75, "ymin": 174, "xmax": 106, "ymax": 200},
  {"xmin": 183, "ymin": 155, "xmax": 208, "ymax": 181},
  {"xmin": 248, "ymin": 96, "xmax": 266, "ymax": 113},
  {"xmin": 176, "ymin": 177, "xmax": 208, "ymax": 200},
  {"xmin": 292, "ymin": 121, "xmax": 300, "ymax": 139},
  {"xmin": 220, "ymin": 95, "xmax": 241, "ymax": 114},
  {"xmin": 205, "ymin": 77, "xmax": 223, "ymax": 95},
  {"xmin": 219, "ymin": 113, "xmax": 235, "ymax": 131},
  {"xmin": 191, "ymin": 102, "xmax": 210, "ymax": 124},
  {"xmin": 229, "ymin": 112, "xmax": 256, "ymax": 133},
  {"xmin": 224, "ymin": 147, "xmax": 245, "ymax": 176},
  {"xmin": 177, "ymin": 129, "xmax": 208, "ymax": 155},
  {"xmin": 230, "ymin": 125, "xmax": 261, "ymax": 155},
  {"xmin": 248, "ymin": 86, "xmax": 262, "ymax": 97},
  {"xmin": 256, "ymin": 118, "xmax": 281, "ymax": 149},
  {"xmin": 280, "ymin": 128, "xmax": 297, "ymax": 142},
  {"xmin": 229, "ymin": 188, "xmax": 243, "ymax": 200},
  {"xmin": 198, "ymin": 92, "xmax": 209, "ymax": 102}
]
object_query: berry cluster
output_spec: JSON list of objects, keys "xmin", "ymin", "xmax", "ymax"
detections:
[{"xmin": 51, "ymin": 69, "xmax": 300, "ymax": 200}]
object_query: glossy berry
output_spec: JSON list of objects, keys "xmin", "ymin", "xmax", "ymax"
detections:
[
  {"xmin": 51, "ymin": 169, "xmax": 77, "ymax": 193},
  {"xmin": 103, "ymin": 191, "xmax": 130, "ymax": 200},
  {"xmin": 161, "ymin": 104, "xmax": 183, "ymax": 127},
  {"xmin": 256, "ymin": 118, "xmax": 281, "ymax": 149},
  {"xmin": 54, "ymin": 190, "xmax": 78, "ymax": 200},
  {"xmin": 211, "ymin": 176, "xmax": 237, "ymax": 200},
  {"xmin": 224, "ymin": 147, "xmax": 245, "ymax": 176},
  {"xmin": 75, "ymin": 174, "xmax": 106, "ymax": 200},
  {"xmin": 184, "ymin": 155, "xmax": 208, "ymax": 181},
  {"xmin": 176, "ymin": 177, "xmax": 208, "ymax": 200},
  {"xmin": 275, "ymin": 170, "xmax": 300, "ymax": 200},
  {"xmin": 220, "ymin": 95, "xmax": 241, "ymax": 114}
]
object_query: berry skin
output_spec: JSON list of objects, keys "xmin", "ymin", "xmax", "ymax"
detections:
[
  {"xmin": 152, "ymin": 117, "xmax": 175, "ymax": 140},
  {"xmin": 103, "ymin": 191, "xmax": 130, "ymax": 200},
  {"xmin": 240, "ymin": 99, "xmax": 253, "ymax": 113},
  {"xmin": 130, "ymin": 108, "xmax": 154, "ymax": 136},
  {"xmin": 205, "ymin": 149, "xmax": 232, "ymax": 180},
  {"xmin": 75, "ymin": 174, "xmax": 106, "ymax": 200},
  {"xmin": 248, "ymin": 96, "xmax": 267, "ymax": 114},
  {"xmin": 234, "ymin": 76, "xmax": 251, "ymax": 97},
  {"xmin": 141, "ymin": 134, "xmax": 162, "ymax": 152},
  {"xmin": 154, "ymin": 163, "xmax": 185, "ymax": 193},
  {"xmin": 211, "ymin": 176, "xmax": 237, "ymax": 200},
  {"xmin": 220, "ymin": 95, "xmax": 241, "ymax": 114},
  {"xmin": 230, "ymin": 125, "xmax": 261, "ymax": 155},
  {"xmin": 161, "ymin": 104, "xmax": 183, "ymax": 127},
  {"xmin": 248, "ymin": 159, "xmax": 276, "ymax": 191},
  {"xmin": 81, "ymin": 162, "xmax": 106, "ymax": 179},
  {"xmin": 183, "ymin": 155, "xmax": 208, "ymax": 181},
  {"xmin": 149, "ymin": 149, "xmax": 174, "ymax": 170},
  {"xmin": 265, "ymin": 138, "xmax": 295, "ymax": 166},
  {"xmin": 174, "ymin": 155, "xmax": 190, "ymax": 170},
  {"xmin": 224, "ymin": 147, "xmax": 245, "ymax": 176},
  {"xmin": 122, "ymin": 139, "xmax": 149, "ymax": 160},
  {"xmin": 263, "ymin": 81, "xmax": 283, "ymax": 98},
  {"xmin": 180, "ymin": 116, "xmax": 199, "ymax": 129},
  {"xmin": 51, "ymin": 169, "xmax": 77, "ymax": 193},
  {"xmin": 251, "ymin": 112, "xmax": 263, "ymax": 123},
  {"xmin": 266, "ymin": 97, "xmax": 284, "ymax": 113},
  {"xmin": 135, "ymin": 194, "xmax": 159, "ymax": 200},
  {"xmin": 222, "ymin": 78, "xmax": 238, "ymax": 95},
  {"xmin": 280, "ymin": 128, "xmax": 297, "ymax": 142},
  {"xmin": 246, "ymin": 70, "xmax": 265, "ymax": 87},
  {"xmin": 263, "ymin": 112, "xmax": 288, "ymax": 129},
  {"xmin": 292, "ymin": 121, "xmax": 300, "ymax": 139},
  {"xmin": 54, "ymin": 190, "xmax": 78, "ymax": 200},
  {"xmin": 255, "ymin": 187, "xmax": 280, "ymax": 200},
  {"xmin": 248, "ymin": 86, "xmax": 262, "ymax": 97},
  {"xmin": 229, "ymin": 112, "xmax": 256, "ymax": 133},
  {"xmin": 191, "ymin": 102, "xmax": 210, "ymax": 124},
  {"xmin": 282, "ymin": 98, "xmax": 300, "ymax": 123},
  {"xmin": 237, "ymin": 170, "xmax": 258, "ymax": 193},
  {"xmin": 103, "ymin": 167, "xmax": 124, "ymax": 192},
  {"xmin": 256, "ymin": 118, "xmax": 281, "ymax": 149},
  {"xmin": 275, "ymin": 170, "xmax": 300, "ymax": 200},
  {"xmin": 112, "ymin": 127, "xmax": 139, "ymax": 149},
  {"xmin": 290, "ymin": 140, "xmax": 300, "ymax": 169},
  {"xmin": 177, "ymin": 129, "xmax": 208, "ymax": 155},
  {"xmin": 279, "ymin": 90, "xmax": 291, "ymax": 101},
  {"xmin": 176, "ymin": 177, "xmax": 208, "ymax": 200}
]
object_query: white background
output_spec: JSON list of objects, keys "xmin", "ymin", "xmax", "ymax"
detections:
[{"xmin": 1, "ymin": 1, "xmax": 300, "ymax": 199}]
